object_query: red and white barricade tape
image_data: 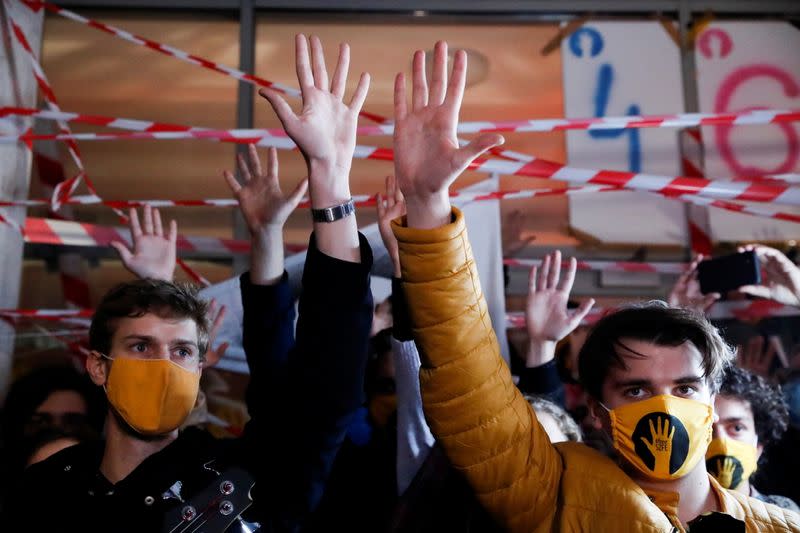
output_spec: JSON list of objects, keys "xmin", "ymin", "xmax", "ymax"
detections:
[
  {"xmin": 681, "ymin": 127, "xmax": 714, "ymax": 256},
  {"xmin": 4, "ymin": 4, "xmax": 93, "ymax": 209},
  {"xmin": 4, "ymin": 118, "xmax": 800, "ymax": 209},
  {"xmin": 503, "ymin": 258, "xmax": 690, "ymax": 275},
  {"xmin": 19, "ymin": 0, "xmax": 389, "ymax": 124},
  {"xmin": 16, "ymin": 300, "xmax": 800, "ymax": 330},
  {"xmin": 0, "ymin": 187, "xmax": 598, "ymax": 210},
  {"xmin": 4, "ymin": 105, "xmax": 800, "ymax": 138},
  {"xmin": 23, "ymin": 216, "xmax": 251, "ymax": 255},
  {"xmin": 506, "ymin": 299, "xmax": 800, "ymax": 329},
  {"xmin": 0, "ymin": 308, "xmax": 92, "ymax": 318},
  {"xmin": 33, "ymin": 120, "xmax": 93, "ymax": 309}
]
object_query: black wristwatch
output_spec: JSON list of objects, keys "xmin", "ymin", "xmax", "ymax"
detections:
[{"xmin": 311, "ymin": 198, "xmax": 356, "ymax": 223}]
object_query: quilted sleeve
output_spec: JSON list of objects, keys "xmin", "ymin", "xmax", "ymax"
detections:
[{"xmin": 392, "ymin": 208, "xmax": 564, "ymax": 532}]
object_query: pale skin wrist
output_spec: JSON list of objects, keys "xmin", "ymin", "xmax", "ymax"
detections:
[
  {"xmin": 404, "ymin": 191, "xmax": 451, "ymax": 230},
  {"xmin": 525, "ymin": 339, "xmax": 557, "ymax": 368},
  {"xmin": 249, "ymin": 227, "xmax": 285, "ymax": 286}
]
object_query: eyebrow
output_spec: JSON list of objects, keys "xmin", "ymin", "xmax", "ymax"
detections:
[
  {"xmin": 122, "ymin": 335, "xmax": 198, "ymax": 349},
  {"xmin": 719, "ymin": 416, "xmax": 748, "ymax": 424},
  {"xmin": 613, "ymin": 375, "xmax": 704, "ymax": 389}
]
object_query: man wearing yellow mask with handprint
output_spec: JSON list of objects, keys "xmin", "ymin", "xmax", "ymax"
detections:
[
  {"xmin": 389, "ymin": 38, "xmax": 800, "ymax": 532},
  {"xmin": 708, "ymin": 366, "xmax": 799, "ymax": 511}
]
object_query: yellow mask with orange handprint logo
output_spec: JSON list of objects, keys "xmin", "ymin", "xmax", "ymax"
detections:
[
  {"xmin": 603, "ymin": 395, "xmax": 713, "ymax": 481},
  {"xmin": 705, "ymin": 437, "xmax": 758, "ymax": 490}
]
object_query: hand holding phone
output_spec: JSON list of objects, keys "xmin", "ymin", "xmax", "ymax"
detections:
[
  {"xmin": 697, "ymin": 251, "xmax": 760, "ymax": 296},
  {"xmin": 736, "ymin": 245, "xmax": 800, "ymax": 307}
]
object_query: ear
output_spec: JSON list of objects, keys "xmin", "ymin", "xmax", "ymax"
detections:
[
  {"xmin": 86, "ymin": 351, "xmax": 110, "ymax": 386},
  {"xmin": 585, "ymin": 396, "xmax": 606, "ymax": 431},
  {"xmin": 756, "ymin": 442, "xmax": 764, "ymax": 461}
]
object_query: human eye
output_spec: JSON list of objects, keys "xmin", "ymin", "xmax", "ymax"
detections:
[
  {"xmin": 624, "ymin": 387, "xmax": 646, "ymax": 399},
  {"xmin": 174, "ymin": 346, "xmax": 194, "ymax": 359},
  {"xmin": 130, "ymin": 342, "xmax": 148, "ymax": 353},
  {"xmin": 674, "ymin": 384, "xmax": 697, "ymax": 398}
]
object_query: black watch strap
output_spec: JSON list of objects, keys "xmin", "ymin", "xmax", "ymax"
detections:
[{"xmin": 311, "ymin": 198, "xmax": 355, "ymax": 223}]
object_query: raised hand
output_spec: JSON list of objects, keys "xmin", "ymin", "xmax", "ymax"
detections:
[
  {"xmin": 737, "ymin": 245, "xmax": 800, "ymax": 307},
  {"xmin": 668, "ymin": 255, "xmax": 720, "ymax": 313},
  {"xmin": 393, "ymin": 41, "xmax": 504, "ymax": 229},
  {"xmin": 223, "ymin": 145, "xmax": 308, "ymax": 236},
  {"xmin": 223, "ymin": 144, "xmax": 307, "ymax": 285},
  {"xmin": 524, "ymin": 250, "xmax": 594, "ymax": 367},
  {"xmin": 202, "ymin": 299, "xmax": 229, "ymax": 370},
  {"xmin": 111, "ymin": 205, "xmax": 177, "ymax": 282},
  {"xmin": 259, "ymin": 34, "xmax": 369, "ymax": 263},
  {"xmin": 736, "ymin": 335, "xmax": 787, "ymax": 378},
  {"xmin": 640, "ymin": 416, "xmax": 675, "ymax": 476},
  {"xmin": 376, "ymin": 175, "xmax": 406, "ymax": 277},
  {"xmin": 259, "ymin": 34, "xmax": 369, "ymax": 207}
]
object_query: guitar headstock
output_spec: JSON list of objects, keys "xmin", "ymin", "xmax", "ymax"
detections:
[{"xmin": 162, "ymin": 466, "xmax": 255, "ymax": 533}]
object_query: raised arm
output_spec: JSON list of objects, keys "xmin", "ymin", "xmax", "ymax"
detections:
[
  {"xmin": 224, "ymin": 141, "xmax": 305, "ymax": 399},
  {"xmin": 390, "ymin": 41, "xmax": 562, "ymax": 531},
  {"xmin": 517, "ymin": 251, "xmax": 594, "ymax": 403},
  {"xmin": 260, "ymin": 34, "xmax": 368, "ymax": 264},
  {"xmin": 257, "ymin": 34, "xmax": 374, "ymax": 527}
]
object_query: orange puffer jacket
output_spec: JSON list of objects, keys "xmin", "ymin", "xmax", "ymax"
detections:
[{"xmin": 392, "ymin": 208, "xmax": 800, "ymax": 533}]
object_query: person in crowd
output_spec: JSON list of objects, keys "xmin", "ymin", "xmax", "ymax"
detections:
[
  {"xmin": 709, "ymin": 364, "xmax": 799, "ymax": 511},
  {"xmin": 0, "ymin": 364, "xmax": 105, "ymax": 507},
  {"xmin": 376, "ymin": 175, "xmax": 584, "ymax": 532},
  {"xmin": 110, "ymin": 203, "xmax": 232, "ymax": 433},
  {"xmin": 387, "ymin": 38, "xmax": 800, "ymax": 531},
  {"xmin": 21, "ymin": 426, "xmax": 94, "ymax": 468},
  {"xmin": 2, "ymin": 34, "xmax": 373, "ymax": 532}
]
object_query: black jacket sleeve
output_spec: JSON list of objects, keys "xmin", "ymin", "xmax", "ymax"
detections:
[
  {"xmin": 516, "ymin": 360, "xmax": 566, "ymax": 407},
  {"xmin": 248, "ymin": 233, "xmax": 373, "ymax": 532},
  {"xmin": 240, "ymin": 270, "xmax": 296, "ymax": 425}
]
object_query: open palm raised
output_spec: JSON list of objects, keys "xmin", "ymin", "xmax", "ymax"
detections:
[{"xmin": 393, "ymin": 41, "xmax": 504, "ymax": 228}]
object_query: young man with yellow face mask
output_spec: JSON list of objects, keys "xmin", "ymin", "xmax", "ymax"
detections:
[
  {"xmin": 3, "ymin": 34, "xmax": 374, "ymax": 532},
  {"xmin": 709, "ymin": 365, "xmax": 799, "ymax": 512},
  {"xmin": 387, "ymin": 39, "xmax": 800, "ymax": 531}
]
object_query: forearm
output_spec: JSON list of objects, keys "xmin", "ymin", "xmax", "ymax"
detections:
[
  {"xmin": 249, "ymin": 226, "xmax": 285, "ymax": 286},
  {"xmin": 525, "ymin": 339, "xmax": 556, "ymax": 368},
  {"xmin": 309, "ymin": 160, "xmax": 360, "ymax": 263}
]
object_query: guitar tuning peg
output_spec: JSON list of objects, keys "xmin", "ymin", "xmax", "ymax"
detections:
[
  {"xmin": 220, "ymin": 480, "xmax": 235, "ymax": 495},
  {"xmin": 219, "ymin": 500, "xmax": 234, "ymax": 516}
]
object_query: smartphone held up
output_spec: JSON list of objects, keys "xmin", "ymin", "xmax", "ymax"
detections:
[{"xmin": 697, "ymin": 251, "xmax": 761, "ymax": 296}]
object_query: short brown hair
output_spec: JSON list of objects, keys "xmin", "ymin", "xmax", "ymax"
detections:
[
  {"xmin": 89, "ymin": 279, "xmax": 209, "ymax": 359},
  {"xmin": 578, "ymin": 301, "xmax": 734, "ymax": 401}
]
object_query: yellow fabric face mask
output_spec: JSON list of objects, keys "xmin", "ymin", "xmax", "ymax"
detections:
[
  {"xmin": 604, "ymin": 395, "xmax": 713, "ymax": 481},
  {"xmin": 705, "ymin": 437, "xmax": 758, "ymax": 490},
  {"xmin": 104, "ymin": 355, "xmax": 200, "ymax": 436}
]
